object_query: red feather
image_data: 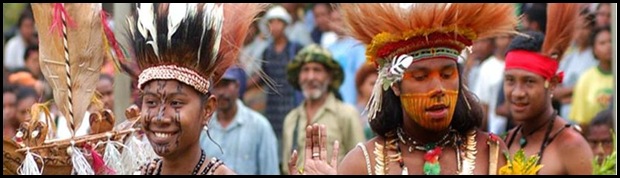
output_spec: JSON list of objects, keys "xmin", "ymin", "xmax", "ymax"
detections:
[
  {"xmin": 89, "ymin": 145, "xmax": 116, "ymax": 175},
  {"xmin": 49, "ymin": 3, "xmax": 77, "ymax": 37},
  {"xmin": 101, "ymin": 10, "xmax": 126, "ymax": 72}
]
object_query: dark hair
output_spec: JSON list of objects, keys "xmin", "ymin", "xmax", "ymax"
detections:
[
  {"xmin": 17, "ymin": 10, "xmax": 34, "ymax": 29},
  {"xmin": 16, "ymin": 86, "xmax": 38, "ymax": 102},
  {"xmin": 23, "ymin": 44, "xmax": 39, "ymax": 62},
  {"xmin": 589, "ymin": 108, "xmax": 613, "ymax": 131},
  {"xmin": 589, "ymin": 25, "xmax": 611, "ymax": 48},
  {"xmin": 369, "ymin": 63, "xmax": 484, "ymax": 137},
  {"xmin": 506, "ymin": 30, "xmax": 545, "ymax": 54},
  {"xmin": 590, "ymin": 25, "xmax": 611, "ymax": 61},
  {"xmin": 3, "ymin": 84, "xmax": 16, "ymax": 94},
  {"xmin": 524, "ymin": 4, "xmax": 547, "ymax": 32}
]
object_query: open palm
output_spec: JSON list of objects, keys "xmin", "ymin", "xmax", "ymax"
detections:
[{"xmin": 288, "ymin": 124, "xmax": 339, "ymax": 175}]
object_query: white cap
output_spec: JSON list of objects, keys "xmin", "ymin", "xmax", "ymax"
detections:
[{"xmin": 264, "ymin": 5, "xmax": 292, "ymax": 25}]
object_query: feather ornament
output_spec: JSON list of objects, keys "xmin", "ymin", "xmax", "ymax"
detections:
[
  {"xmin": 32, "ymin": 3, "xmax": 105, "ymax": 138},
  {"xmin": 542, "ymin": 3, "xmax": 579, "ymax": 61}
]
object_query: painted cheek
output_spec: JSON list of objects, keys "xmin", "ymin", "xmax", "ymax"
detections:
[{"xmin": 400, "ymin": 90, "xmax": 458, "ymax": 131}]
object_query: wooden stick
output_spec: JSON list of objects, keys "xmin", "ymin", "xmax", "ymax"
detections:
[{"xmin": 15, "ymin": 128, "xmax": 140, "ymax": 153}]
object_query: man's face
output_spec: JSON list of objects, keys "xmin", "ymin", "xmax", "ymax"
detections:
[
  {"xmin": 3, "ymin": 92, "xmax": 17, "ymax": 125},
  {"xmin": 140, "ymin": 80, "xmax": 216, "ymax": 158},
  {"xmin": 313, "ymin": 4, "xmax": 331, "ymax": 32},
  {"xmin": 587, "ymin": 124, "xmax": 613, "ymax": 164},
  {"xmin": 97, "ymin": 79, "xmax": 114, "ymax": 110},
  {"xmin": 494, "ymin": 35, "xmax": 512, "ymax": 54},
  {"xmin": 25, "ymin": 51, "xmax": 41, "ymax": 78},
  {"xmin": 19, "ymin": 18, "xmax": 35, "ymax": 44},
  {"xmin": 574, "ymin": 14, "xmax": 593, "ymax": 45},
  {"xmin": 299, "ymin": 62, "xmax": 331, "ymax": 100},
  {"xmin": 470, "ymin": 38, "xmax": 494, "ymax": 61},
  {"xmin": 503, "ymin": 69, "xmax": 553, "ymax": 122},
  {"xmin": 268, "ymin": 19, "xmax": 286, "ymax": 39},
  {"xmin": 396, "ymin": 58, "xmax": 459, "ymax": 131},
  {"xmin": 212, "ymin": 79, "xmax": 239, "ymax": 112},
  {"xmin": 595, "ymin": 4, "xmax": 611, "ymax": 28},
  {"xmin": 16, "ymin": 96, "xmax": 36, "ymax": 124}
]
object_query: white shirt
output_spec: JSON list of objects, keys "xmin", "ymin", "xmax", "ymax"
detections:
[
  {"xmin": 4, "ymin": 33, "xmax": 27, "ymax": 70},
  {"xmin": 285, "ymin": 21, "xmax": 314, "ymax": 46},
  {"xmin": 320, "ymin": 31, "xmax": 338, "ymax": 49},
  {"xmin": 473, "ymin": 56, "xmax": 507, "ymax": 135}
]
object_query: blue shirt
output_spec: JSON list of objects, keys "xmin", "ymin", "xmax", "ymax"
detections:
[
  {"xmin": 199, "ymin": 99, "xmax": 280, "ymax": 175},
  {"xmin": 328, "ymin": 37, "xmax": 367, "ymax": 106}
]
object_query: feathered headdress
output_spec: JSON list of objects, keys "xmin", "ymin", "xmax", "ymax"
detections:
[
  {"xmin": 341, "ymin": 3, "xmax": 519, "ymax": 121},
  {"xmin": 3, "ymin": 3, "xmax": 137, "ymax": 175},
  {"xmin": 129, "ymin": 3, "xmax": 266, "ymax": 94},
  {"xmin": 505, "ymin": 3, "xmax": 579, "ymax": 87}
]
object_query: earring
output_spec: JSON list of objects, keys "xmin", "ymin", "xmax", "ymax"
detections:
[{"xmin": 203, "ymin": 125, "xmax": 208, "ymax": 132}]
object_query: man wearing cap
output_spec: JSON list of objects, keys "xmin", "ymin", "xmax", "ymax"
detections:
[
  {"xmin": 281, "ymin": 44, "xmax": 365, "ymax": 175},
  {"xmin": 199, "ymin": 66, "xmax": 280, "ymax": 175}
]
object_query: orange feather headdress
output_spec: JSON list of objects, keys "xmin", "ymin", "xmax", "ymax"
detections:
[
  {"xmin": 341, "ymin": 3, "xmax": 519, "ymax": 121},
  {"xmin": 129, "ymin": 3, "xmax": 267, "ymax": 94}
]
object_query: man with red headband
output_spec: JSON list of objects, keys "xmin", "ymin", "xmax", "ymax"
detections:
[{"xmin": 502, "ymin": 4, "xmax": 593, "ymax": 175}]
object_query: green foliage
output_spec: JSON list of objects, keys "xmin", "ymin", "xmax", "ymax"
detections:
[{"xmin": 593, "ymin": 130, "xmax": 617, "ymax": 175}]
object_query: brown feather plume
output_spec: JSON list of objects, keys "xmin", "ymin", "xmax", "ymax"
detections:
[
  {"xmin": 213, "ymin": 3, "xmax": 268, "ymax": 83},
  {"xmin": 542, "ymin": 3, "xmax": 579, "ymax": 61},
  {"xmin": 32, "ymin": 3, "xmax": 105, "ymax": 137}
]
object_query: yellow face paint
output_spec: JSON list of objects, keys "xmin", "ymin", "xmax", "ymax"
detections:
[{"xmin": 400, "ymin": 89, "xmax": 458, "ymax": 131}]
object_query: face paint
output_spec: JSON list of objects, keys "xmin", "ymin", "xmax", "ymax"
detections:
[{"xmin": 400, "ymin": 89, "xmax": 458, "ymax": 131}]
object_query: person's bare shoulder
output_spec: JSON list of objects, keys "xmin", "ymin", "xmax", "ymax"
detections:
[
  {"xmin": 213, "ymin": 165, "xmax": 237, "ymax": 175},
  {"xmin": 338, "ymin": 137, "xmax": 383, "ymax": 175},
  {"xmin": 554, "ymin": 123, "xmax": 594, "ymax": 174}
]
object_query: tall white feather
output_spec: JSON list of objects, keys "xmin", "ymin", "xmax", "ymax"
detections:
[
  {"xmin": 197, "ymin": 4, "xmax": 224, "ymax": 66},
  {"xmin": 167, "ymin": 3, "xmax": 187, "ymax": 45},
  {"xmin": 137, "ymin": 3, "xmax": 159, "ymax": 58},
  {"xmin": 210, "ymin": 4, "xmax": 224, "ymax": 66},
  {"xmin": 187, "ymin": 3, "xmax": 198, "ymax": 17},
  {"xmin": 197, "ymin": 4, "xmax": 212, "ymax": 65}
]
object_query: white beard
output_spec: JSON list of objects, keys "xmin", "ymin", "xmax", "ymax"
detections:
[{"xmin": 301, "ymin": 80, "xmax": 330, "ymax": 100}]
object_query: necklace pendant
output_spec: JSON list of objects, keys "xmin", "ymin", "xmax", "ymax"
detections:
[
  {"xmin": 520, "ymin": 137, "xmax": 527, "ymax": 148},
  {"xmin": 408, "ymin": 146, "xmax": 413, "ymax": 152}
]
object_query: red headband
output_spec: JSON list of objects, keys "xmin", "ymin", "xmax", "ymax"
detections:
[{"xmin": 505, "ymin": 50, "xmax": 563, "ymax": 83}]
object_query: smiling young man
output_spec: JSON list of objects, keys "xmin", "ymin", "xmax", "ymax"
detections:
[
  {"xmin": 502, "ymin": 4, "xmax": 593, "ymax": 175},
  {"xmin": 129, "ymin": 3, "xmax": 265, "ymax": 175}
]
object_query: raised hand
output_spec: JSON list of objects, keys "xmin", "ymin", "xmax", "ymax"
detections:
[{"xmin": 288, "ymin": 123, "xmax": 339, "ymax": 175}]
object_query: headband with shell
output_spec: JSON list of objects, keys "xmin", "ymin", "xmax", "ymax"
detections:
[{"xmin": 341, "ymin": 3, "xmax": 519, "ymax": 121}]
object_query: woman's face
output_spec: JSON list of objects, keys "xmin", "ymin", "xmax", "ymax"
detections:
[
  {"xmin": 593, "ymin": 30, "xmax": 611, "ymax": 62},
  {"xmin": 359, "ymin": 73, "xmax": 377, "ymax": 102},
  {"xmin": 140, "ymin": 80, "xmax": 216, "ymax": 158}
]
